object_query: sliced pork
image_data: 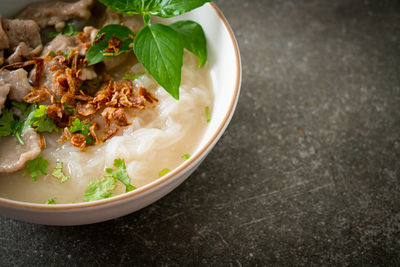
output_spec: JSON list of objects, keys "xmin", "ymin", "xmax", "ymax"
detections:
[
  {"xmin": 2, "ymin": 19, "xmax": 41, "ymax": 50},
  {"xmin": 0, "ymin": 128, "xmax": 41, "ymax": 173},
  {"xmin": 0, "ymin": 18, "xmax": 9, "ymax": 50},
  {"xmin": 0, "ymin": 69, "xmax": 32, "ymax": 101},
  {"xmin": 17, "ymin": 0, "xmax": 94, "ymax": 31},
  {"xmin": 0, "ymin": 83, "xmax": 10, "ymax": 116},
  {"xmin": 1, "ymin": 18, "xmax": 42, "ymax": 63},
  {"xmin": 6, "ymin": 42, "xmax": 43, "ymax": 64}
]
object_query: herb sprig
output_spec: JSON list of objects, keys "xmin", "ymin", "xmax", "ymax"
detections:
[
  {"xmin": 86, "ymin": 0, "xmax": 211, "ymax": 100},
  {"xmin": 48, "ymin": 24, "xmax": 79, "ymax": 39},
  {"xmin": 0, "ymin": 103, "xmax": 58, "ymax": 145},
  {"xmin": 84, "ymin": 158, "xmax": 135, "ymax": 201},
  {"xmin": 68, "ymin": 118, "xmax": 95, "ymax": 145},
  {"xmin": 23, "ymin": 155, "xmax": 50, "ymax": 182}
]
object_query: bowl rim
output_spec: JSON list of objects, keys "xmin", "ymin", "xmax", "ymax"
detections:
[{"xmin": 0, "ymin": 2, "xmax": 241, "ymax": 211}]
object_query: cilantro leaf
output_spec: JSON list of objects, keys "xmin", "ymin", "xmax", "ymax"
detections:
[
  {"xmin": 24, "ymin": 105, "xmax": 59, "ymax": 134},
  {"xmin": 68, "ymin": 118, "xmax": 86, "ymax": 133},
  {"xmin": 45, "ymin": 198, "xmax": 56, "ymax": 204},
  {"xmin": 48, "ymin": 23, "xmax": 79, "ymax": 39},
  {"xmin": 10, "ymin": 119, "xmax": 24, "ymax": 145},
  {"xmin": 62, "ymin": 48, "xmax": 74, "ymax": 58},
  {"xmin": 86, "ymin": 24, "xmax": 135, "ymax": 66},
  {"xmin": 48, "ymin": 31, "xmax": 61, "ymax": 39},
  {"xmin": 170, "ymin": 20, "xmax": 207, "ymax": 67},
  {"xmin": 68, "ymin": 118, "xmax": 95, "ymax": 145},
  {"xmin": 134, "ymin": 24, "xmax": 183, "ymax": 99},
  {"xmin": 158, "ymin": 168, "xmax": 170, "ymax": 177},
  {"xmin": 63, "ymin": 24, "xmax": 79, "ymax": 36},
  {"xmin": 105, "ymin": 158, "xmax": 135, "ymax": 192},
  {"xmin": 0, "ymin": 108, "xmax": 25, "ymax": 145},
  {"xmin": 23, "ymin": 155, "xmax": 49, "ymax": 182},
  {"xmin": 84, "ymin": 177, "xmax": 116, "ymax": 201},
  {"xmin": 0, "ymin": 109, "xmax": 14, "ymax": 137},
  {"xmin": 11, "ymin": 101, "xmax": 34, "ymax": 117},
  {"xmin": 51, "ymin": 161, "xmax": 70, "ymax": 183}
]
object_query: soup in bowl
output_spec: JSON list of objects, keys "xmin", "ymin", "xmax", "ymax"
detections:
[{"xmin": 0, "ymin": 0, "xmax": 241, "ymax": 225}]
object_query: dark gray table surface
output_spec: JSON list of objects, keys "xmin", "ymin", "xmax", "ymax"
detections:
[{"xmin": 1, "ymin": 0, "xmax": 400, "ymax": 265}]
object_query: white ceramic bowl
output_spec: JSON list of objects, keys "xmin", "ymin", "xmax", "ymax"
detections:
[{"xmin": 0, "ymin": 1, "xmax": 241, "ymax": 225}]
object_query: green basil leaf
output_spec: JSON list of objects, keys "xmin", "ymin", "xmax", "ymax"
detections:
[
  {"xmin": 170, "ymin": 20, "xmax": 207, "ymax": 67},
  {"xmin": 86, "ymin": 24, "xmax": 135, "ymax": 66},
  {"xmin": 99, "ymin": 0, "xmax": 210, "ymax": 18},
  {"xmin": 134, "ymin": 24, "xmax": 183, "ymax": 99},
  {"xmin": 98, "ymin": 0, "xmax": 144, "ymax": 14},
  {"xmin": 150, "ymin": 0, "xmax": 211, "ymax": 18}
]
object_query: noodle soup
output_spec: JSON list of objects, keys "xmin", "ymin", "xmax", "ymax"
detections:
[{"xmin": 0, "ymin": 0, "xmax": 213, "ymax": 203}]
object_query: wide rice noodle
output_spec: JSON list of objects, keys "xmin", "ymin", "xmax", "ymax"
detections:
[{"xmin": 0, "ymin": 52, "xmax": 213, "ymax": 203}]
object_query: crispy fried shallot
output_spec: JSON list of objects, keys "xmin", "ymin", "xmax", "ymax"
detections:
[
  {"xmin": 23, "ymin": 88, "xmax": 49, "ymax": 103},
  {"xmin": 3, "ymin": 28, "xmax": 158, "ymax": 151},
  {"xmin": 105, "ymin": 35, "xmax": 122, "ymax": 54}
]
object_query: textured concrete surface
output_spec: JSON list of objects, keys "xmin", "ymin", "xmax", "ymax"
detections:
[{"xmin": 1, "ymin": 0, "xmax": 400, "ymax": 265}]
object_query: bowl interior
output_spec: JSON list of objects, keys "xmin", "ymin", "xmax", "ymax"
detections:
[{"xmin": 0, "ymin": 1, "xmax": 241, "ymax": 219}]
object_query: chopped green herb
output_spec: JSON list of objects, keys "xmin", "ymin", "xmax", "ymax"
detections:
[
  {"xmin": 0, "ymin": 103, "xmax": 58, "ymax": 145},
  {"xmin": 45, "ymin": 198, "xmax": 56, "ymax": 204},
  {"xmin": 11, "ymin": 101, "xmax": 34, "ymax": 117},
  {"xmin": 10, "ymin": 119, "xmax": 24, "ymax": 145},
  {"xmin": 48, "ymin": 50, "xmax": 56, "ymax": 57},
  {"xmin": 62, "ymin": 48, "xmax": 74, "ymax": 58},
  {"xmin": 105, "ymin": 158, "xmax": 135, "ymax": 192},
  {"xmin": 51, "ymin": 161, "xmax": 70, "ymax": 183},
  {"xmin": 48, "ymin": 23, "xmax": 79, "ymax": 39},
  {"xmin": 0, "ymin": 108, "xmax": 25, "ymax": 145},
  {"xmin": 23, "ymin": 155, "xmax": 49, "ymax": 182},
  {"xmin": 84, "ymin": 176, "xmax": 116, "ymax": 201},
  {"xmin": 48, "ymin": 31, "xmax": 61, "ymax": 39},
  {"xmin": 68, "ymin": 118, "xmax": 95, "ymax": 144},
  {"xmin": 0, "ymin": 109, "xmax": 13, "ymax": 137},
  {"xmin": 123, "ymin": 73, "xmax": 145, "ymax": 81},
  {"xmin": 158, "ymin": 168, "xmax": 170, "ymax": 177},
  {"xmin": 182, "ymin": 154, "xmax": 190, "ymax": 159},
  {"xmin": 63, "ymin": 24, "xmax": 79, "ymax": 36},
  {"xmin": 24, "ymin": 105, "xmax": 59, "ymax": 133},
  {"xmin": 205, "ymin": 106, "xmax": 210, "ymax": 123},
  {"xmin": 84, "ymin": 159, "xmax": 136, "ymax": 201}
]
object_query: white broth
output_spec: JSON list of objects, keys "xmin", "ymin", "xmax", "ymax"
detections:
[{"xmin": 0, "ymin": 52, "xmax": 213, "ymax": 203}]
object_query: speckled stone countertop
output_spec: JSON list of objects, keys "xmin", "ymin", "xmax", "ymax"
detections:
[{"xmin": 1, "ymin": 0, "xmax": 399, "ymax": 265}]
